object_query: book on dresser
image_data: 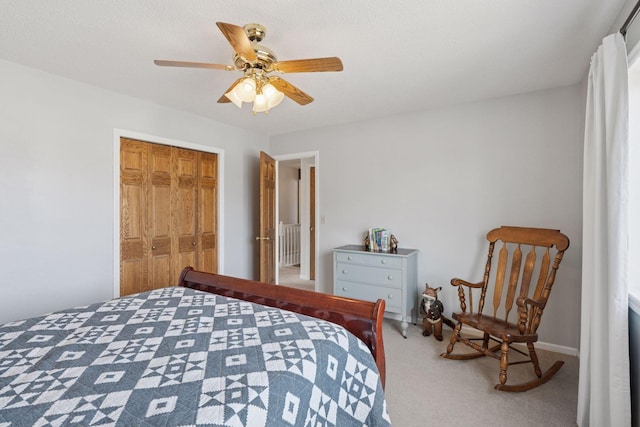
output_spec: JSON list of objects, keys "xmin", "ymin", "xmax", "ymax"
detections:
[{"xmin": 333, "ymin": 244, "xmax": 418, "ymax": 338}]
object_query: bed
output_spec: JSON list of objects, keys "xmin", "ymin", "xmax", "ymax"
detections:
[{"xmin": 0, "ymin": 267, "xmax": 390, "ymax": 426}]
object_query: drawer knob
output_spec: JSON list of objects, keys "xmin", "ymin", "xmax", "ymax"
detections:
[
  {"xmin": 381, "ymin": 260, "xmax": 386, "ymax": 264},
  {"xmin": 342, "ymin": 287, "xmax": 348, "ymax": 291},
  {"xmin": 347, "ymin": 256, "xmax": 352, "ymax": 260},
  {"xmin": 342, "ymin": 269, "xmax": 348, "ymax": 274},
  {"xmin": 388, "ymin": 294, "xmax": 393, "ymax": 299},
  {"xmin": 387, "ymin": 275, "xmax": 393, "ymax": 280}
]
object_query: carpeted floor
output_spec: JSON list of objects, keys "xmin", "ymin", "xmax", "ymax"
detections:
[
  {"xmin": 276, "ymin": 272, "xmax": 579, "ymax": 425},
  {"xmin": 382, "ymin": 319, "xmax": 579, "ymax": 426},
  {"xmin": 278, "ymin": 266, "xmax": 315, "ymax": 291}
]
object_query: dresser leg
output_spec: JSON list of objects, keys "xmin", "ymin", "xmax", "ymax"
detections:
[{"xmin": 401, "ymin": 320, "xmax": 408, "ymax": 338}]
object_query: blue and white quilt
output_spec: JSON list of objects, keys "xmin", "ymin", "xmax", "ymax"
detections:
[{"xmin": 0, "ymin": 287, "xmax": 391, "ymax": 426}]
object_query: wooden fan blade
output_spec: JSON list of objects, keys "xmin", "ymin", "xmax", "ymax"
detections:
[
  {"xmin": 217, "ymin": 78, "xmax": 244, "ymax": 103},
  {"xmin": 216, "ymin": 22, "xmax": 257, "ymax": 61},
  {"xmin": 268, "ymin": 76, "xmax": 314, "ymax": 105},
  {"xmin": 274, "ymin": 57, "xmax": 343, "ymax": 73},
  {"xmin": 154, "ymin": 60, "xmax": 233, "ymax": 70}
]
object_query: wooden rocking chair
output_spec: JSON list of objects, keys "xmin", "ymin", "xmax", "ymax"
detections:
[{"xmin": 441, "ymin": 226, "xmax": 570, "ymax": 391}]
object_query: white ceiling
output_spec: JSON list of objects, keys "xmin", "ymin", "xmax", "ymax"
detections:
[{"xmin": 0, "ymin": 1, "xmax": 627, "ymax": 137}]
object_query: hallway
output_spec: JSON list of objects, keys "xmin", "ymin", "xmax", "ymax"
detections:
[{"xmin": 278, "ymin": 266, "xmax": 315, "ymax": 292}]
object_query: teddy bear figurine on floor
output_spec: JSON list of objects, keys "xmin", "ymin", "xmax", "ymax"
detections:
[{"xmin": 419, "ymin": 283, "xmax": 454, "ymax": 341}]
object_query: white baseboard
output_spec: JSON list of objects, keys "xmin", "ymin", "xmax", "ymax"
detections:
[
  {"xmin": 534, "ymin": 341, "xmax": 579, "ymax": 357},
  {"xmin": 458, "ymin": 325, "xmax": 579, "ymax": 357}
]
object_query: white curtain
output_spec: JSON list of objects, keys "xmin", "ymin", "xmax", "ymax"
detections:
[{"xmin": 578, "ymin": 32, "xmax": 631, "ymax": 427}]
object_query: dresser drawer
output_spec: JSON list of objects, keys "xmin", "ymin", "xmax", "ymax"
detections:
[
  {"xmin": 335, "ymin": 252, "xmax": 402, "ymax": 268},
  {"xmin": 335, "ymin": 280, "xmax": 401, "ymax": 312},
  {"xmin": 335, "ymin": 262, "xmax": 401, "ymax": 288}
]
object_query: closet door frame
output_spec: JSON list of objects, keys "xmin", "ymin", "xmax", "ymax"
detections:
[{"xmin": 113, "ymin": 129, "xmax": 225, "ymax": 298}]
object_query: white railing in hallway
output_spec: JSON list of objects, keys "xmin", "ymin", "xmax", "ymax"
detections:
[{"xmin": 279, "ymin": 223, "xmax": 301, "ymax": 267}]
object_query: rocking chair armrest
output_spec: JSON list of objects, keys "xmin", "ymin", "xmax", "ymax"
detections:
[
  {"xmin": 450, "ymin": 278, "xmax": 483, "ymax": 313},
  {"xmin": 516, "ymin": 296, "xmax": 545, "ymax": 309},
  {"xmin": 515, "ymin": 297, "xmax": 545, "ymax": 334},
  {"xmin": 450, "ymin": 278, "xmax": 484, "ymax": 288}
]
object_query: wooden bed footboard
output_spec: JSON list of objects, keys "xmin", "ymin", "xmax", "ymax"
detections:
[{"xmin": 178, "ymin": 267, "xmax": 386, "ymax": 387}]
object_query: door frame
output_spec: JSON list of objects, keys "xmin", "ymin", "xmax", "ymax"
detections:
[
  {"xmin": 113, "ymin": 129, "xmax": 225, "ymax": 298},
  {"xmin": 273, "ymin": 151, "xmax": 319, "ymax": 290}
]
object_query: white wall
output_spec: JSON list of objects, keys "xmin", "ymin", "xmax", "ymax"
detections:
[
  {"xmin": 0, "ymin": 59, "xmax": 268, "ymax": 324},
  {"xmin": 278, "ymin": 166, "xmax": 299, "ymax": 224},
  {"xmin": 270, "ymin": 84, "xmax": 584, "ymax": 350},
  {"xmin": 0, "ymin": 58, "xmax": 585, "ymax": 349}
]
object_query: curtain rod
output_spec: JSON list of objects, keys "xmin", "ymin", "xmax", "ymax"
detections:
[{"xmin": 621, "ymin": 0, "xmax": 640, "ymax": 37}]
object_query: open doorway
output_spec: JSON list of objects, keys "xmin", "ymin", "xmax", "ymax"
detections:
[{"xmin": 275, "ymin": 153, "xmax": 318, "ymax": 291}]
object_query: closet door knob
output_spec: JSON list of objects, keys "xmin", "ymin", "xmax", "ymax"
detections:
[{"xmin": 152, "ymin": 246, "xmax": 157, "ymax": 250}]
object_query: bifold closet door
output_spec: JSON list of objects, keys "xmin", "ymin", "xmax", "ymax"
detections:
[
  {"xmin": 148, "ymin": 144, "xmax": 173, "ymax": 290},
  {"xmin": 119, "ymin": 138, "xmax": 217, "ymax": 296},
  {"xmin": 198, "ymin": 152, "xmax": 218, "ymax": 273},
  {"xmin": 120, "ymin": 139, "xmax": 149, "ymax": 296},
  {"xmin": 173, "ymin": 148, "xmax": 198, "ymax": 281}
]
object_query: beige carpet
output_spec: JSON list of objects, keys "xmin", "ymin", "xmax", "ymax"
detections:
[
  {"xmin": 278, "ymin": 266, "xmax": 315, "ymax": 291},
  {"xmin": 383, "ymin": 319, "xmax": 579, "ymax": 426}
]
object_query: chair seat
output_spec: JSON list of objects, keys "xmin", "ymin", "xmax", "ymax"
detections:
[{"xmin": 452, "ymin": 311, "xmax": 538, "ymax": 343}]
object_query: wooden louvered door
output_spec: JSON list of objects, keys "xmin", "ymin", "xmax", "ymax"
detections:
[{"xmin": 119, "ymin": 138, "xmax": 217, "ymax": 296}]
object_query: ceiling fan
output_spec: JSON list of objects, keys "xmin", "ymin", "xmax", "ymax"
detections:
[{"xmin": 154, "ymin": 22, "xmax": 343, "ymax": 114}]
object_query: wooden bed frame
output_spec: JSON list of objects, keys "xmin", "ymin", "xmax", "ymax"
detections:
[{"xmin": 178, "ymin": 267, "xmax": 386, "ymax": 387}]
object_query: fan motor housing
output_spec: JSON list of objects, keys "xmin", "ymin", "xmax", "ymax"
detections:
[{"xmin": 233, "ymin": 44, "xmax": 277, "ymax": 71}]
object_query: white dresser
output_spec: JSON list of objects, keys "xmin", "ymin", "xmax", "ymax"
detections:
[{"xmin": 333, "ymin": 245, "xmax": 418, "ymax": 337}]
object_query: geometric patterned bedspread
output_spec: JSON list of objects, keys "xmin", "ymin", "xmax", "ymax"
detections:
[{"xmin": 0, "ymin": 287, "xmax": 391, "ymax": 426}]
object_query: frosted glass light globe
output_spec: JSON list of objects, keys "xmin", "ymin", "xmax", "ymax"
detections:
[
  {"xmin": 253, "ymin": 93, "xmax": 268, "ymax": 113},
  {"xmin": 234, "ymin": 77, "xmax": 256, "ymax": 102},
  {"xmin": 262, "ymin": 83, "xmax": 284, "ymax": 108},
  {"xmin": 224, "ymin": 90, "xmax": 243, "ymax": 108}
]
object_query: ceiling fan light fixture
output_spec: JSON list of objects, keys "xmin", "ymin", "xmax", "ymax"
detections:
[
  {"xmin": 224, "ymin": 89, "xmax": 243, "ymax": 108},
  {"xmin": 234, "ymin": 77, "xmax": 256, "ymax": 102},
  {"xmin": 263, "ymin": 83, "xmax": 284, "ymax": 109},
  {"xmin": 253, "ymin": 93, "xmax": 269, "ymax": 114},
  {"xmin": 154, "ymin": 22, "xmax": 343, "ymax": 115}
]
